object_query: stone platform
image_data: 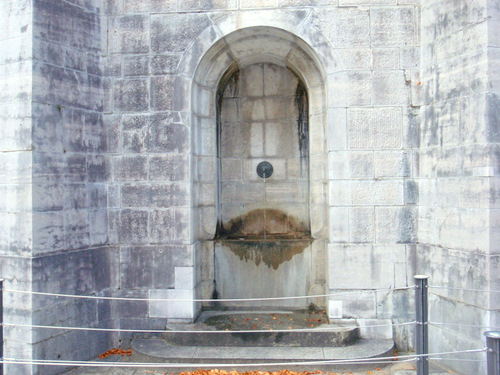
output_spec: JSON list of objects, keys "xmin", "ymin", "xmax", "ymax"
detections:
[{"xmin": 129, "ymin": 310, "xmax": 396, "ymax": 372}]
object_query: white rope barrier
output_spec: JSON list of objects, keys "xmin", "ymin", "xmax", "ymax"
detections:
[
  {"xmin": 0, "ymin": 355, "xmax": 416, "ymax": 368},
  {"xmin": 2, "ymin": 286, "xmax": 415, "ymax": 303},
  {"xmin": 429, "ymin": 285, "xmax": 500, "ymax": 293},
  {"xmin": 430, "ymin": 322, "xmax": 500, "ymax": 331},
  {"xmin": 1, "ymin": 321, "xmax": 416, "ymax": 334},
  {"xmin": 0, "ymin": 348, "xmax": 486, "ymax": 368}
]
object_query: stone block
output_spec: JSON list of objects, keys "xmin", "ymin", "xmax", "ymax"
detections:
[
  {"xmin": 109, "ymin": 15, "xmax": 149, "ymax": 54},
  {"xmin": 123, "ymin": 55, "xmax": 149, "ymax": 76},
  {"xmin": 329, "ymin": 244, "xmax": 407, "ymax": 289},
  {"xmin": 374, "ymin": 151, "xmax": 410, "ymax": 178},
  {"xmin": 327, "ymin": 108, "xmax": 347, "ymax": 151},
  {"xmin": 404, "ymin": 180, "xmax": 418, "ymax": 205},
  {"xmin": 351, "ymin": 180, "xmax": 403, "ymax": 205},
  {"xmin": 34, "ymin": 0, "xmax": 100, "ymax": 52},
  {"xmin": 119, "ymin": 209, "xmax": 148, "ymax": 244},
  {"xmin": 328, "ymin": 300, "xmax": 342, "ymax": 319},
  {"xmin": 336, "ymin": 49, "xmax": 371, "ymax": 70},
  {"xmin": 151, "ymin": 14, "xmax": 211, "ymax": 53},
  {"xmin": 33, "ymin": 183, "xmax": 64, "ymax": 212},
  {"xmin": 371, "ymin": 7, "xmax": 416, "ymax": 47},
  {"xmin": 124, "ymin": 0, "xmax": 176, "ymax": 12},
  {"xmin": 63, "ymin": 183, "xmax": 87, "ymax": 211},
  {"xmin": 403, "ymin": 106, "xmax": 419, "ymax": 148},
  {"xmin": 87, "ymin": 154, "xmax": 110, "ymax": 182},
  {"xmin": 329, "ymin": 291, "xmax": 377, "ymax": 319},
  {"xmin": 150, "ymin": 209, "xmax": 175, "ymax": 244},
  {"xmin": 311, "ymin": 8, "xmax": 370, "ymax": 48},
  {"xmin": 120, "ymin": 247, "xmax": 154, "ymax": 288},
  {"xmin": 373, "ymin": 48, "xmax": 400, "ymax": 70},
  {"xmin": 375, "ymin": 206, "xmax": 417, "ymax": 243},
  {"xmin": 108, "ymin": 209, "xmax": 120, "ymax": 244},
  {"xmin": 32, "ymin": 102, "xmax": 63, "ymax": 153},
  {"xmin": 88, "ymin": 183, "xmax": 107, "ymax": 210},
  {"xmin": 349, "ymin": 151, "xmax": 373, "ymax": 179},
  {"xmin": 107, "ymin": 185, "xmax": 121, "ymax": 208},
  {"xmin": 147, "ymin": 113, "xmax": 189, "ymax": 153},
  {"xmin": 347, "ymin": 71, "xmax": 372, "ymax": 106},
  {"xmin": 112, "ymin": 155, "xmax": 148, "ymax": 181},
  {"xmin": 32, "ymin": 212, "xmax": 65, "ymax": 253},
  {"xmin": 373, "ymin": 70, "xmax": 408, "ymax": 106},
  {"xmin": 103, "ymin": 115, "xmax": 121, "ymax": 153},
  {"xmin": 0, "ymin": 212, "xmax": 32, "ymax": 256},
  {"xmin": 357, "ymin": 319, "xmax": 393, "ymax": 340},
  {"xmin": 0, "ymin": 101, "xmax": 32, "ymax": 151},
  {"xmin": 348, "ymin": 107, "xmax": 402, "ymax": 149},
  {"xmin": 175, "ymin": 267, "xmax": 194, "ymax": 289},
  {"xmin": 349, "ymin": 206, "xmax": 375, "ymax": 243},
  {"xmin": 400, "ymin": 46, "xmax": 419, "ymax": 69},
  {"xmin": 150, "ymin": 154, "xmax": 190, "ymax": 181},
  {"xmin": 151, "ymin": 55, "xmax": 181, "ymax": 75},
  {"xmin": 328, "ymin": 151, "xmax": 348, "ymax": 179},
  {"xmin": 151, "ymin": 76, "xmax": 175, "ymax": 111},
  {"xmin": 149, "ymin": 289, "xmax": 194, "ymax": 320},
  {"xmin": 327, "ymin": 73, "xmax": 347, "ymax": 108},
  {"xmin": 64, "ymin": 210, "xmax": 90, "ymax": 250},
  {"xmin": 89, "ymin": 209, "xmax": 108, "ymax": 246},
  {"xmin": 114, "ymin": 79, "xmax": 148, "ymax": 112},
  {"xmin": 329, "ymin": 180, "xmax": 350, "ymax": 206}
]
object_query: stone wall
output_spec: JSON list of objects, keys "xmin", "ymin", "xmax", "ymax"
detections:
[
  {"xmin": 0, "ymin": 1, "xmax": 34, "ymax": 373},
  {"xmin": 0, "ymin": 1, "xmax": 498, "ymax": 374},
  {"xmin": 417, "ymin": 0, "xmax": 500, "ymax": 372},
  {"xmin": 30, "ymin": 1, "xmax": 118, "ymax": 373}
]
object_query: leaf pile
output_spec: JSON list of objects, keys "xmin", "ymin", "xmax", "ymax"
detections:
[{"xmin": 98, "ymin": 348, "xmax": 132, "ymax": 358}]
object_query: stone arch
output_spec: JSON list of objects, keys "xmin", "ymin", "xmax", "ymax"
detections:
[{"xmin": 188, "ymin": 23, "xmax": 333, "ymax": 307}]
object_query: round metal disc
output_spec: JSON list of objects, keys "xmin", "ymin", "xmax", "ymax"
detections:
[{"xmin": 256, "ymin": 161, "xmax": 273, "ymax": 179}]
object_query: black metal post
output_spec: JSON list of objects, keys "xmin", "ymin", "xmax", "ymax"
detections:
[
  {"xmin": 485, "ymin": 331, "xmax": 500, "ymax": 375},
  {"xmin": 0, "ymin": 278, "xmax": 3, "ymax": 375},
  {"xmin": 415, "ymin": 275, "xmax": 429, "ymax": 375}
]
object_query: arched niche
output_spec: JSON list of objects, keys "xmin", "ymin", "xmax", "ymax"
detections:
[{"xmin": 191, "ymin": 26, "xmax": 329, "ymax": 308}]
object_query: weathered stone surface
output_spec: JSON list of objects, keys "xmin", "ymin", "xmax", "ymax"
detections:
[
  {"xmin": 124, "ymin": 0, "xmax": 176, "ymax": 12},
  {"xmin": 1, "ymin": 2, "xmax": 498, "ymax": 375},
  {"xmin": 114, "ymin": 79, "xmax": 149, "ymax": 112},
  {"xmin": 348, "ymin": 107, "xmax": 402, "ymax": 149},
  {"xmin": 151, "ymin": 14, "xmax": 211, "ymax": 53},
  {"xmin": 371, "ymin": 7, "xmax": 416, "ymax": 47},
  {"xmin": 109, "ymin": 15, "xmax": 150, "ymax": 54},
  {"xmin": 311, "ymin": 8, "xmax": 370, "ymax": 48}
]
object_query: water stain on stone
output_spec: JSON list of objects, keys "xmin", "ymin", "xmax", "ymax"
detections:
[
  {"xmin": 216, "ymin": 208, "xmax": 311, "ymax": 269},
  {"xmin": 217, "ymin": 239, "xmax": 311, "ymax": 270},
  {"xmin": 217, "ymin": 208, "xmax": 310, "ymax": 239}
]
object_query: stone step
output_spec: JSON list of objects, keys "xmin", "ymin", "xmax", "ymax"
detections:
[
  {"xmin": 161, "ymin": 311, "xmax": 359, "ymax": 347},
  {"xmin": 131, "ymin": 338, "xmax": 395, "ymax": 372},
  {"xmin": 162, "ymin": 324, "xmax": 359, "ymax": 347}
]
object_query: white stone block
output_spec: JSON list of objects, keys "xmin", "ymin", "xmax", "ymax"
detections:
[
  {"xmin": 357, "ymin": 319, "xmax": 393, "ymax": 339},
  {"xmin": 175, "ymin": 267, "xmax": 194, "ymax": 289},
  {"xmin": 149, "ymin": 289, "xmax": 194, "ymax": 320},
  {"xmin": 328, "ymin": 108, "xmax": 347, "ymax": 151},
  {"xmin": 329, "ymin": 300, "xmax": 342, "ymax": 319},
  {"xmin": 329, "ymin": 151, "xmax": 348, "ymax": 179},
  {"xmin": 329, "ymin": 180, "xmax": 350, "ymax": 205},
  {"xmin": 374, "ymin": 151, "xmax": 410, "ymax": 178},
  {"xmin": 348, "ymin": 107, "xmax": 402, "ymax": 150},
  {"xmin": 349, "ymin": 151, "xmax": 373, "ymax": 179},
  {"xmin": 329, "ymin": 206, "xmax": 349, "ymax": 242},
  {"xmin": 351, "ymin": 180, "xmax": 403, "ymax": 205}
]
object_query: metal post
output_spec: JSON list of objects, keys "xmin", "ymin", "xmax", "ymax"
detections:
[
  {"xmin": 485, "ymin": 332, "xmax": 500, "ymax": 375},
  {"xmin": 415, "ymin": 275, "xmax": 429, "ymax": 375},
  {"xmin": 0, "ymin": 278, "xmax": 3, "ymax": 375}
]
